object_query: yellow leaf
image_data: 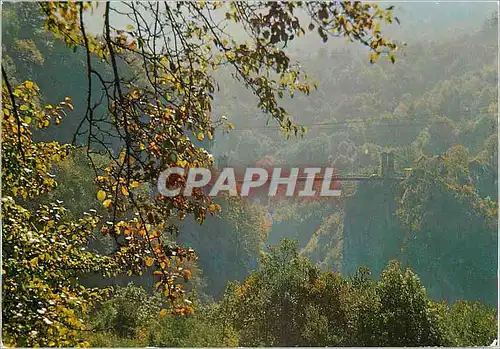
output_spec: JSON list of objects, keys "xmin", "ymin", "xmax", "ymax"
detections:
[
  {"xmin": 130, "ymin": 181, "xmax": 139, "ymax": 188},
  {"xmin": 145, "ymin": 257, "xmax": 154, "ymax": 267},
  {"xmin": 25, "ymin": 81, "xmax": 34, "ymax": 89},
  {"xmin": 103, "ymin": 199, "xmax": 112, "ymax": 208},
  {"xmin": 197, "ymin": 132, "xmax": 204, "ymax": 141},
  {"xmin": 118, "ymin": 151, "xmax": 126, "ymax": 163},
  {"xmin": 159, "ymin": 309, "xmax": 168, "ymax": 317},
  {"xmin": 19, "ymin": 105, "xmax": 29, "ymax": 111},
  {"xmin": 369, "ymin": 52, "xmax": 380, "ymax": 64},
  {"xmin": 97, "ymin": 190, "xmax": 106, "ymax": 201},
  {"xmin": 121, "ymin": 186, "xmax": 129, "ymax": 196}
]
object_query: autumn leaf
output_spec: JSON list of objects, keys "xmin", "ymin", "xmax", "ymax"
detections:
[
  {"xmin": 183, "ymin": 269, "xmax": 191, "ymax": 282},
  {"xmin": 97, "ymin": 190, "xmax": 106, "ymax": 201},
  {"xmin": 145, "ymin": 257, "xmax": 154, "ymax": 267},
  {"xmin": 208, "ymin": 203, "xmax": 216, "ymax": 214},
  {"xmin": 130, "ymin": 181, "xmax": 140, "ymax": 188},
  {"xmin": 121, "ymin": 186, "xmax": 129, "ymax": 196}
]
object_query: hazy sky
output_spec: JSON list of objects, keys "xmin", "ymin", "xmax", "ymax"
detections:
[{"xmin": 83, "ymin": 2, "xmax": 497, "ymax": 48}]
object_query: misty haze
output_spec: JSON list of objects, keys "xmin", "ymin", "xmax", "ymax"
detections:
[{"xmin": 2, "ymin": 2, "xmax": 498, "ymax": 347}]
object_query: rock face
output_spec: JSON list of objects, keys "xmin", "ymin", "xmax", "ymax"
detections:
[
  {"xmin": 342, "ymin": 178, "xmax": 497, "ymax": 306},
  {"xmin": 342, "ymin": 181, "xmax": 403, "ymax": 278}
]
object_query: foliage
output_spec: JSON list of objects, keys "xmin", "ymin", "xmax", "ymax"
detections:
[
  {"xmin": 81, "ymin": 241, "xmax": 498, "ymax": 347},
  {"xmin": 375, "ymin": 260, "xmax": 446, "ymax": 346},
  {"xmin": 218, "ymin": 239, "xmax": 497, "ymax": 347},
  {"xmin": 444, "ymin": 300, "xmax": 498, "ymax": 346},
  {"xmin": 2, "ymin": 1, "xmax": 400, "ymax": 346},
  {"xmin": 2, "ymin": 196, "xmax": 107, "ymax": 347},
  {"xmin": 3, "ymin": 1, "xmax": 498, "ymax": 347},
  {"xmin": 85, "ymin": 284, "xmax": 238, "ymax": 347},
  {"xmin": 34, "ymin": 0, "xmax": 397, "ymax": 305},
  {"xmin": 86, "ymin": 283, "xmax": 163, "ymax": 338},
  {"xmin": 1, "ymin": 80, "xmax": 115, "ymax": 347}
]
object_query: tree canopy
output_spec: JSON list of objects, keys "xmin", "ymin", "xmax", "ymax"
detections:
[{"xmin": 2, "ymin": 1, "xmax": 400, "ymax": 346}]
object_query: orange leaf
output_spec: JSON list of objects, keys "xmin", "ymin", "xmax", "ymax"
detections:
[{"xmin": 145, "ymin": 257, "xmax": 154, "ymax": 267}]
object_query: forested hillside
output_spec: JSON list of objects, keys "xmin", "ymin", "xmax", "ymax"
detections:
[
  {"xmin": 210, "ymin": 10, "xmax": 498, "ymax": 305},
  {"xmin": 2, "ymin": 2, "xmax": 497, "ymax": 347}
]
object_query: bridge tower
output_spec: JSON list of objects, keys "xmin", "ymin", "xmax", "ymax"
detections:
[{"xmin": 381, "ymin": 152, "xmax": 395, "ymax": 178}]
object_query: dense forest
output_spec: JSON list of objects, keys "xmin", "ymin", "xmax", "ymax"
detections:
[{"xmin": 1, "ymin": 2, "xmax": 498, "ymax": 347}]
